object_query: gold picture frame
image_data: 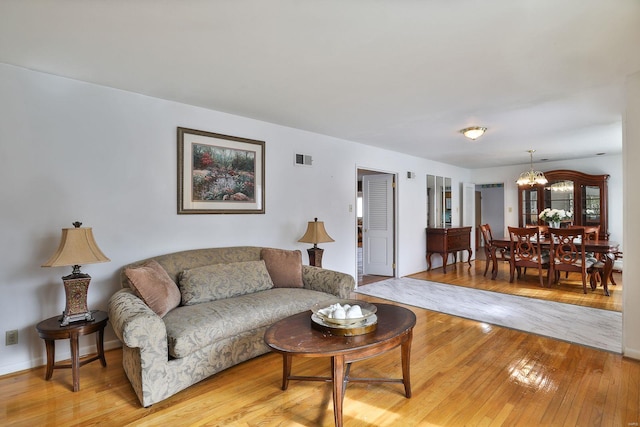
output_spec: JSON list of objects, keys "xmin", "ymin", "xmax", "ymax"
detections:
[{"xmin": 177, "ymin": 127, "xmax": 265, "ymax": 214}]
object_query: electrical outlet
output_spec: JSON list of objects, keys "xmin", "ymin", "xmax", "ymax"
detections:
[{"xmin": 6, "ymin": 330, "xmax": 18, "ymax": 346}]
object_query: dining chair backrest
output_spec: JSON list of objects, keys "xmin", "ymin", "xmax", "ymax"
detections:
[
  {"xmin": 479, "ymin": 224, "xmax": 493, "ymax": 247},
  {"xmin": 479, "ymin": 224, "xmax": 494, "ymax": 276},
  {"xmin": 548, "ymin": 227, "xmax": 593, "ymax": 293},
  {"xmin": 538, "ymin": 225, "xmax": 549, "ymax": 238},
  {"xmin": 549, "ymin": 228, "xmax": 586, "ymax": 266},
  {"xmin": 526, "ymin": 224, "xmax": 549, "ymax": 238},
  {"xmin": 508, "ymin": 226, "xmax": 542, "ymax": 262},
  {"xmin": 568, "ymin": 225, "xmax": 600, "ymax": 241},
  {"xmin": 507, "ymin": 226, "xmax": 548, "ymax": 287}
]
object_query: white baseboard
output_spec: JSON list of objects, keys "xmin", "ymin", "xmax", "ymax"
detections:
[
  {"xmin": 623, "ymin": 346, "xmax": 640, "ymax": 361},
  {"xmin": 0, "ymin": 339, "xmax": 122, "ymax": 377}
]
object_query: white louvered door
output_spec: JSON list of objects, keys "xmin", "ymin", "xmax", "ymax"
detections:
[{"xmin": 363, "ymin": 174, "xmax": 394, "ymax": 276}]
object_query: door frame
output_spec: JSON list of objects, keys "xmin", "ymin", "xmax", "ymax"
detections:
[
  {"xmin": 475, "ymin": 182, "xmax": 506, "ymax": 242},
  {"xmin": 356, "ymin": 167, "xmax": 398, "ymax": 284}
]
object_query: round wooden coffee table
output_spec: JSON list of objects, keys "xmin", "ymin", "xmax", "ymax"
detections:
[{"xmin": 264, "ymin": 303, "xmax": 416, "ymax": 427}]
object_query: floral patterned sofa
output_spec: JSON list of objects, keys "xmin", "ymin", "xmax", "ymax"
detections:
[{"xmin": 108, "ymin": 246, "xmax": 355, "ymax": 407}]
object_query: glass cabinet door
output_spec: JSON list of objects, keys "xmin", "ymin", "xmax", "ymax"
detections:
[
  {"xmin": 582, "ymin": 185, "xmax": 601, "ymax": 226},
  {"xmin": 545, "ymin": 179, "xmax": 575, "ymax": 214},
  {"xmin": 520, "ymin": 187, "xmax": 539, "ymax": 226}
]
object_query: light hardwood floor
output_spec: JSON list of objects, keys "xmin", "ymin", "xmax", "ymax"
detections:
[{"xmin": 1, "ymin": 261, "xmax": 635, "ymax": 426}]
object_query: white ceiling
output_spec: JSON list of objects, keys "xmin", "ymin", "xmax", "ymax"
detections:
[{"xmin": 1, "ymin": 0, "xmax": 639, "ymax": 168}]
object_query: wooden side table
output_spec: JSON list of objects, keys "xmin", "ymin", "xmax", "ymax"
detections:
[{"xmin": 36, "ymin": 310, "xmax": 108, "ymax": 392}]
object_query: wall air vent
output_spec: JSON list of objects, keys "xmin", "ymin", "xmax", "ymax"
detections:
[{"xmin": 294, "ymin": 153, "xmax": 313, "ymax": 166}]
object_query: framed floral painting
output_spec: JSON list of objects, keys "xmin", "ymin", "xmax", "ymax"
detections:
[{"xmin": 177, "ymin": 127, "xmax": 265, "ymax": 214}]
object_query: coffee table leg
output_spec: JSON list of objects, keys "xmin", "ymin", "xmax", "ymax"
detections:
[
  {"xmin": 332, "ymin": 355, "xmax": 346, "ymax": 427},
  {"xmin": 282, "ymin": 354, "xmax": 292, "ymax": 390},
  {"xmin": 401, "ymin": 331, "xmax": 413, "ymax": 398}
]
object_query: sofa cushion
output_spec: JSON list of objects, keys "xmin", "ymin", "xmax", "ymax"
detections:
[
  {"xmin": 124, "ymin": 260, "xmax": 181, "ymax": 317},
  {"xmin": 163, "ymin": 287, "xmax": 339, "ymax": 358},
  {"xmin": 260, "ymin": 248, "xmax": 303, "ymax": 288},
  {"xmin": 178, "ymin": 260, "xmax": 274, "ymax": 306}
]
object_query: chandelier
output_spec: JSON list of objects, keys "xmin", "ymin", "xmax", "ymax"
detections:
[{"xmin": 516, "ymin": 150, "xmax": 548, "ymax": 186}]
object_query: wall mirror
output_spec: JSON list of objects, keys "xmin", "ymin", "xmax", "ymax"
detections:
[{"xmin": 427, "ymin": 175, "xmax": 452, "ymax": 227}]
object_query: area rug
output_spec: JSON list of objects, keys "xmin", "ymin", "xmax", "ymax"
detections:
[{"xmin": 356, "ymin": 277, "xmax": 622, "ymax": 353}]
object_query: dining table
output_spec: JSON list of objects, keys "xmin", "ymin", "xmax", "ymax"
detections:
[{"xmin": 489, "ymin": 236, "xmax": 620, "ymax": 296}]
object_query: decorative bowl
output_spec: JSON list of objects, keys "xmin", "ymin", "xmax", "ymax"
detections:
[{"xmin": 311, "ymin": 299, "xmax": 377, "ymax": 326}]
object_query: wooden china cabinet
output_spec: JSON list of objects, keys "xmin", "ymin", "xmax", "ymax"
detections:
[{"xmin": 518, "ymin": 170, "xmax": 609, "ymax": 238}]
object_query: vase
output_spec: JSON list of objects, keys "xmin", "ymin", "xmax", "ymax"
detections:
[{"xmin": 549, "ymin": 221, "xmax": 560, "ymax": 229}]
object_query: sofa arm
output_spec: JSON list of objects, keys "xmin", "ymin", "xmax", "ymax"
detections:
[
  {"xmin": 302, "ymin": 266, "xmax": 355, "ymax": 299},
  {"xmin": 108, "ymin": 289, "xmax": 168, "ymax": 359}
]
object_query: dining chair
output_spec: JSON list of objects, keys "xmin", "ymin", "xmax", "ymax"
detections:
[
  {"xmin": 525, "ymin": 224, "xmax": 549, "ymax": 238},
  {"xmin": 479, "ymin": 224, "xmax": 510, "ymax": 277},
  {"xmin": 610, "ymin": 251, "xmax": 623, "ymax": 285},
  {"xmin": 479, "ymin": 224, "xmax": 494, "ymax": 276},
  {"xmin": 589, "ymin": 251, "xmax": 622, "ymax": 289},
  {"xmin": 548, "ymin": 228, "xmax": 594, "ymax": 294},
  {"xmin": 508, "ymin": 226, "xmax": 549, "ymax": 287},
  {"xmin": 568, "ymin": 225, "xmax": 600, "ymax": 281}
]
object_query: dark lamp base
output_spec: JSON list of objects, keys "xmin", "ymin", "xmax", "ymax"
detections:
[
  {"xmin": 60, "ymin": 274, "xmax": 94, "ymax": 326},
  {"xmin": 307, "ymin": 247, "xmax": 325, "ymax": 268}
]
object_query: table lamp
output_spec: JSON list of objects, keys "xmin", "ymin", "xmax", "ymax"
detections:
[
  {"xmin": 42, "ymin": 222, "xmax": 110, "ymax": 326},
  {"xmin": 298, "ymin": 218, "xmax": 334, "ymax": 268}
]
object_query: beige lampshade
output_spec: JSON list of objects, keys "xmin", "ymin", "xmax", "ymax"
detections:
[
  {"xmin": 42, "ymin": 226, "xmax": 110, "ymax": 267},
  {"xmin": 298, "ymin": 218, "xmax": 335, "ymax": 245}
]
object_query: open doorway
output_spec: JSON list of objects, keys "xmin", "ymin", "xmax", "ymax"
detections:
[
  {"xmin": 476, "ymin": 183, "xmax": 505, "ymax": 243},
  {"xmin": 357, "ymin": 168, "xmax": 397, "ymax": 286}
]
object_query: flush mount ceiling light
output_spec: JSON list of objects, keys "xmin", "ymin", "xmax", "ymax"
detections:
[
  {"xmin": 516, "ymin": 149, "xmax": 548, "ymax": 186},
  {"xmin": 459, "ymin": 126, "xmax": 487, "ymax": 140}
]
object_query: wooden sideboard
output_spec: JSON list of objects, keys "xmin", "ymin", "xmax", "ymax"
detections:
[{"xmin": 426, "ymin": 226, "xmax": 472, "ymax": 273}]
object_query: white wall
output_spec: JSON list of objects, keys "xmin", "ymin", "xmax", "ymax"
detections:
[
  {"xmin": 0, "ymin": 64, "xmax": 470, "ymax": 374},
  {"xmin": 623, "ymin": 71, "xmax": 640, "ymax": 359}
]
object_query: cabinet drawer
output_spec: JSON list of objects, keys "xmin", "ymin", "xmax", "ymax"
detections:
[{"xmin": 447, "ymin": 234, "xmax": 469, "ymax": 250}]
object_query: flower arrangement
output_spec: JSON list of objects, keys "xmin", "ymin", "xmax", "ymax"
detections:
[{"xmin": 539, "ymin": 208, "xmax": 572, "ymax": 224}]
